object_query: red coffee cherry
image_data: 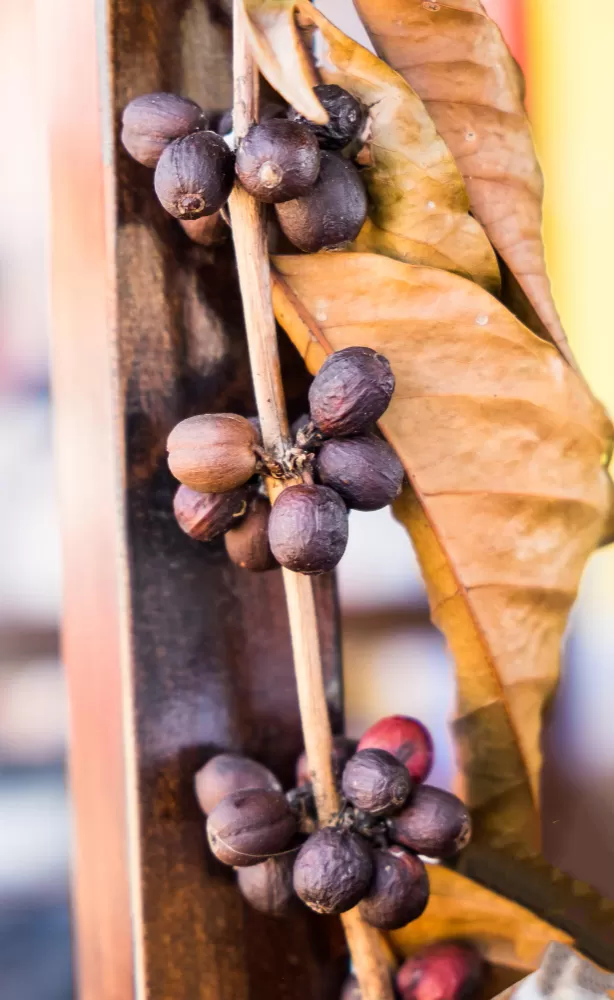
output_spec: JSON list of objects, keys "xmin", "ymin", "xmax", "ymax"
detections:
[
  {"xmin": 358, "ymin": 715, "xmax": 434, "ymax": 785},
  {"xmin": 268, "ymin": 484, "xmax": 349, "ymax": 574},
  {"xmin": 396, "ymin": 941, "xmax": 485, "ymax": 1000},
  {"xmin": 359, "ymin": 846, "xmax": 429, "ymax": 930},
  {"xmin": 295, "ymin": 735, "xmax": 357, "ymax": 789},
  {"xmin": 342, "ymin": 748, "xmax": 411, "ymax": 816},
  {"xmin": 173, "ymin": 484, "xmax": 248, "ymax": 542},
  {"xmin": 225, "ymin": 494, "xmax": 277, "ymax": 572},
  {"xmin": 154, "ymin": 131, "xmax": 235, "ymax": 219},
  {"xmin": 207, "ymin": 788, "xmax": 297, "ymax": 867},
  {"xmin": 308, "ymin": 347, "xmax": 395, "ymax": 437},
  {"xmin": 194, "ymin": 753, "xmax": 281, "ymax": 816},
  {"xmin": 316, "ymin": 435, "xmax": 404, "ymax": 511},
  {"xmin": 236, "ymin": 119, "xmax": 320, "ymax": 203},
  {"xmin": 387, "ymin": 785, "xmax": 471, "ymax": 860},
  {"xmin": 293, "ymin": 828, "xmax": 372, "ymax": 914},
  {"xmin": 121, "ymin": 92, "xmax": 209, "ymax": 167},
  {"xmin": 236, "ymin": 853, "xmax": 296, "ymax": 917}
]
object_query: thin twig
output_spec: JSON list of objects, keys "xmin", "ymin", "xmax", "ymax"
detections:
[{"xmin": 228, "ymin": 3, "xmax": 395, "ymax": 998}]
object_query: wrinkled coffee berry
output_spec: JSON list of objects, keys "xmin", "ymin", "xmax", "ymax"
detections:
[
  {"xmin": 358, "ymin": 715, "xmax": 434, "ymax": 785},
  {"xmin": 360, "ymin": 846, "xmax": 429, "ymax": 930},
  {"xmin": 316, "ymin": 435, "xmax": 404, "ymax": 511},
  {"xmin": 275, "ymin": 151, "xmax": 367, "ymax": 252},
  {"xmin": 268, "ymin": 484, "xmax": 349, "ymax": 574},
  {"xmin": 236, "ymin": 853, "xmax": 296, "ymax": 917},
  {"xmin": 225, "ymin": 494, "xmax": 277, "ymax": 572},
  {"xmin": 296, "ymin": 735, "xmax": 357, "ymax": 789},
  {"xmin": 342, "ymin": 748, "xmax": 411, "ymax": 816},
  {"xmin": 396, "ymin": 940, "xmax": 485, "ymax": 1000},
  {"xmin": 168, "ymin": 413, "xmax": 258, "ymax": 493},
  {"xmin": 387, "ymin": 785, "xmax": 471, "ymax": 860},
  {"xmin": 194, "ymin": 753, "xmax": 281, "ymax": 816},
  {"xmin": 154, "ymin": 130, "xmax": 234, "ymax": 219},
  {"xmin": 207, "ymin": 787, "xmax": 297, "ymax": 867},
  {"xmin": 236, "ymin": 119, "xmax": 320, "ymax": 203},
  {"xmin": 309, "ymin": 347, "xmax": 395, "ymax": 437},
  {"xmin": 121, "ymin": 92, "xmax": 208, "ymax": 168},
  {"xmin": 173, "ymin": 484, "xmax": 248, "ymax": 542},
  {"xmin": 293, "ymin": 828, "xmax": 372, "ymax": 914},
  {"xmin": 289, "ymin": 84, "xmax": 366, "ymax": 151}
]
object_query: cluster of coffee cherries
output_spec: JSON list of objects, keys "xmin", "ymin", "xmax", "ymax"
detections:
[
  {"xmin": 195, "ymin": 715, "xmax": 471, "ymax": 931},
  {"xmin": 121, "ymin": 83, "xmax": 369, "ymax": 251},
  {"xmin": 342, "ymin": 940, "xmax": 485, "ymax": 1000},
  {"xmin": 168, "ymin": 346, "xmax": 404, "ymax": 574}
]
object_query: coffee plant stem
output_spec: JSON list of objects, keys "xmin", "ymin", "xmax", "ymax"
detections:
[{"xmin": 228, "ymin": 4, "xmax": 394, "ymax": 998}]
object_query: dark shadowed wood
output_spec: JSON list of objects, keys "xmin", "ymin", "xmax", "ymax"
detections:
[{"xmin": 42, "ymin": 0, "xmax": 345, "ymax": 998}]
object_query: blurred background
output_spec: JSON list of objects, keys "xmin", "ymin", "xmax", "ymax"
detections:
[{"xmin": 1, "ymin": 1, "xmax": 613, "ymax": 997}]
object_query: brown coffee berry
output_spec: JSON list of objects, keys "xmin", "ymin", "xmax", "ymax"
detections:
[
  {"xmin": 293, "ymin": 828, "xmax": 372, "ymax": 915},
  {"xmin": 180, "ymin": 211, "xmax": 228, "ymax": 247},
  {"xmin": 309, "ymin": 347, "xmax": 395, "ymax": 437},
  {"xmin": 154, "ymin": 131, "xmax": 234, "ymax": 219},
  {"xmin": 194, "ymin": 753, "xmax": 281, "ymax": 816},
  {"xmin": 275, "ymin": 151, "xmax": 367, "ymax": 252},
  {"xmin": 167, "ymin": 413, "xmax": 258, "ymax": 493},
  {"xmin": 121, "ymin": 92, "xmax": 208, "ymax": 168},
  {"xmin": 358, "ymin": 715, "xmax": 434, "ymax": 785},
  {"xmin": 206, "ymin": 787, "xmax": 297, "ymax": 867},
  {"xmin": 173, "ymin": 484, "xmax": 247, "ymax": 542},
  {"xmin": 296, "ymin": 735, "xmax": 357, "ymax": 789},
  {"xmin": 268, "ymin": 484, "xmax": 348, "ymax": 574},
  {"xmin": 342, "ymin": 748, "xmax": 411, "ymax": 816},
  {"xmin": 224, "ymin": 494, "xmax": 277, "ymax": 572},
  {"xmin": 396, "ymin": 941, "xmax": 485, "ymax": 1000},
  {"xmin": 236, "ymin": 853, "xmax": 296, "ymax": 917},
  {"xmin": 387, "ymin": 785, "xmax": 471, "ymax": 860},
  {"xmin": 360, "ymin": 846, "xmax": 429, "ymax": 930},
  {"xmin": 236, "ymin": 120, "xmax": 320, "ymax": 204},
  {"xmin": 316, "ymin": 435, "xmax": 404, "ymax": 511},
  {"xmin": 288, "ymin": 84, "xmax": 366, "ymax": 151}
]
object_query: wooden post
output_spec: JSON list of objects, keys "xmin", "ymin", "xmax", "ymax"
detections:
[{"xmin": 39, "ymin": 1, "xmax": 345, "ymax": 997}]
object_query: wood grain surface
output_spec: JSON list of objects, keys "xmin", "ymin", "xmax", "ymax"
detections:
[{"xmin": 42, "ymin": 0, "xmax": 346, "ymax": 997}]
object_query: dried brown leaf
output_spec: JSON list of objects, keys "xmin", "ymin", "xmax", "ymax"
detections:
[
  {"xmin": 271, "ymin": 253, "xmax": 611, "ymax": 855},
  {"xmin": 305, "ymin": 5, "xmax": 500, "ymax": 292},
  {"xmin": 242, "ymin": 1, "xmax": 327, "ymax": 123},
  {"xmin": 353, "ymin": 0, "xmax": 575, "ymax": 367}
]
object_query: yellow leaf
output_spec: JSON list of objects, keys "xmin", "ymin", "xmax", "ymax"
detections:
[
  {"xmin": 303, "ymin": 5, "xmax": 500, "ymax": 293},
  {"xmin": 353, "ymin": 0, "xmax": 575, "ymax": 368},
  {"xmin": 389, "ymin": 865, "xmax": 571, "ymax": 972},
  {"xmin": 242, "ymin": 0, "xmax": 327, "ymax": 123},
  {"xmin": 271, "ymin": 253, "xmax": 612, "ymax": 855}
]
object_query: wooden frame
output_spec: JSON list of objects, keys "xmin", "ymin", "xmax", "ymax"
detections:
[{"xmin": 40, "ymin": 2, "xmax": 344, "ymax": 997}]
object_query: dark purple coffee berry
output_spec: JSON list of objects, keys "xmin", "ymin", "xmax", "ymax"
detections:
[
  {"xmin": 268, "ymin": 484, "xmax": 348, "ymax": 575},
  {"xmin": 224, "ymin": 494, "xmax": 277, "ymax": 572},
  {"xmin": 236, "ymin": 120, "xmax": 320, "ymax": 204},
  {"xmin": 289, "ymin": 84, "xmax": 366, "ymax": 151},
  {"xmin": 358, "ymin": 716, "xmax": 434, "ymax": 785},
  {"xmin": 296, "ymin": 735, "xmax": 358, "ymax": 789},
  {"xmin": 236, "ymin": 853, "xmax": 296, "ymax": 917},
  {"xmin": 342, "ymin": 748, "xmax": 411, "ymax": 816},
  {"xmin": 121, "ymin": 92, "xmax": 208, "ymax": 167},
  {"xmin": 293, "ymin": 828, "xmax": 372, "ymax": 914},
  {"xmin": 154, "ymin": 131, "xmax": 234, "ymax": 219},
  {"xmin": 396, "ymin": 941, "xmax": 485, "ymax": 1000},
  {"xmin": 194, "ymin": 753, "xmax": 281, "ymax": 816},
  {"xmin": 316, "ymin": 435, "xmax": 404, "ymax": 511},
  {"xmin": 173, "ymin": 484, "xmax": 248, "ymax": 542},
  {"xmin": 309, "ymin": 347, "xmax": 395, "ymax": 437},
  {"xmin": 206, "ymin": 787, "xmax": 297, "ymax": 867},
  {"xmin": 359, "ymin": 846, "xmax": 429, "ymax": 930},
  {"xmin": 387, "ymin": 785, "xmax": 471, "ymax": 860},
  {"xmin": 275, "ymin": 151, "xmax": 367, "ymax": 252}
]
